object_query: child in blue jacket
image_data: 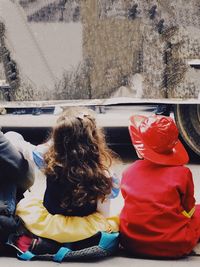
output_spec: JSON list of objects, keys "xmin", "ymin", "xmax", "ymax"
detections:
[{"xmin": 0, "ymin": 130, "xmax": 34, "ymax": 243}]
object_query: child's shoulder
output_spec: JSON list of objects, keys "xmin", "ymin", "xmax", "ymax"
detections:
[
  {"xmin": 123, "ymin": 159, "xmax": 142, "ymax": 174},
  {"xmin": 170, "ymin": 164, "xmax": 191, "ymax": 174}
]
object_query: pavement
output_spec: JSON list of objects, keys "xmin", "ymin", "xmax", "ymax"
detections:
[{"xmin": 2, "ymin": 254, "xmax": 200, "ymax": 267}]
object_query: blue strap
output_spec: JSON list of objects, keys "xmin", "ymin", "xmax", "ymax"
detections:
[
  {"xmin": 17, "ymin": 251, "xmax": 35, "ymax": 261},
  {"xmin": 53, "ymin": 247, "xmax": 71, "ymax": 262},
  {"xmin": 99, "ymin": 232, "xmax": 119, "ymax": 252}
]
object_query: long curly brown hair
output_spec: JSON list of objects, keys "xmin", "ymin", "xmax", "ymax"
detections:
[{"xmin": 44, "ymin": 107, "xmax": 115, "ymax": 211}]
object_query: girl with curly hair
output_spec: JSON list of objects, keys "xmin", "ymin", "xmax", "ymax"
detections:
[{"xmin": 8, "ymin": 107, "xmax": 119, "ymax": 253}]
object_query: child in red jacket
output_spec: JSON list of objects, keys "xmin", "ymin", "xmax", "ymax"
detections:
[{"xmin": 120, "ymin": 114, "xmax": 200, "ymax": 258}]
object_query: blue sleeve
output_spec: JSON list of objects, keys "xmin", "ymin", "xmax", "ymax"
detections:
[
  {"xmin": 32, "ymin": 150, "xmax": 45, "ymax": 169},
  {"xmin": 109, "ymin": 175, "xmax": 120, "ymax": 199}
]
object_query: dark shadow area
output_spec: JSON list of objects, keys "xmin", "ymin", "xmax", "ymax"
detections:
[
  {"xmin": 2, "ymin": 125, "xmax": 199, "ymax": 164},
  {"xmin": 179, "ymin": 135, "xmax": 200, "ymax": 164}
]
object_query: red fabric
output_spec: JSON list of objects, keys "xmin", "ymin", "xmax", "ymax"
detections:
[
  {"xmin": 16, "ymin": 235, "xmax": 32, "ymax": 252},
  {"xmin": 129, "ymin": 115, "xmax": 189, "ymax": 166},
  {"xmin": 120, "ymin": 159, "xmax": 200, "ymax": 258},
  {"xmin": 139, "ymin": 115, "xmax": 179, "ymax": 153}
]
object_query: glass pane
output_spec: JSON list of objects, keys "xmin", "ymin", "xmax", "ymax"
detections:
[{"xmin": 0, "ymin": 0, "xmax": 199, "ymax": 102}]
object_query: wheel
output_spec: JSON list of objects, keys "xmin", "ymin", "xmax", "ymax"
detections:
[{"xmin": 174, "ymin": 104, "xmax": 200, "ymax": 156}]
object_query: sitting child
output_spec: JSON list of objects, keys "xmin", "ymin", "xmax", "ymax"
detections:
[
  {"xmin": 6, "ymin": 107, "xmax": 120, "ymax": 258},
  {"xmin": 120, "ymin": 114, "xmax": 200, "ymax": 258},
  {"xmin": 0, "ymin": 130, "xmax": 34, "ymax": 244}
]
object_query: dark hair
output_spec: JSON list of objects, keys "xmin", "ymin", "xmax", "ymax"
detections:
[{"xmin": 44, "ymin": 107, "xmax": 115, "ymax": 211}]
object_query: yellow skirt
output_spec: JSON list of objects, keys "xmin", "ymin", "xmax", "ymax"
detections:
[{"xmin": 16, "ymin": 197, "xmax": 119, "ymax": 243}]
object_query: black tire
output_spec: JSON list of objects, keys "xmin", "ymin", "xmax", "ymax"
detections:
[{"xmin": 174, "ymin": 104, "xmax": 200, "ymax": 157}]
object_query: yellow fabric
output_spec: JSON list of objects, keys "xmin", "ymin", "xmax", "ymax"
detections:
[
  {"xmin": 16, "ymin": 197, "xmax": 119, "ymax": 243},
  {"xmin": 188, "ymin": 206, "xmax": 195, "ymax": 217},
  {"xmin": 181, "ymin": 206, "xmax": 195, "ymax": 218}
]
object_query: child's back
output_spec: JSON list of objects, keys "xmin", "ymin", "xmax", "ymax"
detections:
[
  {"xmin": 16, "ymin": 107, "xmax": 119, "ymax": 243},
  {"xmin": 120, "ymin": 114, "xmax": 200, "ymax": 258},
  {"xmin": 120, "ymin": 159, "xmax": 200, "ymax": 258}
]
